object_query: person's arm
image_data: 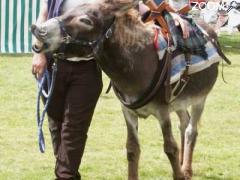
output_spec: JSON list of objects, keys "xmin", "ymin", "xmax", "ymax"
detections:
[
  {"xmin": 169, "ymin": 12, "xmax": 189, "ymax": 39},
  {"xmin": 32, "ymin": 1, "xmax": 48, "ymax": 79}
]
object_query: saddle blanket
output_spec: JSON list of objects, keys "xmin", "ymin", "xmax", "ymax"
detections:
[{"xmin": 157, "ymin": 32, "xmax": 220, "ymax": 84}]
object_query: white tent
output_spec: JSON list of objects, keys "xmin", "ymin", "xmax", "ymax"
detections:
[{"xmin": 0, "ymin": 0, "xmax": 40, "ymax": 53}]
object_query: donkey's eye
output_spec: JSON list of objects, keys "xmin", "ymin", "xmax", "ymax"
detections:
[{"xmin": 79, "ymin": 18, "xmax": 93, "ymax": 26}]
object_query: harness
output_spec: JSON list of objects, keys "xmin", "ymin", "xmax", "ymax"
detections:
[{"xmin": 46, "ymin": 9, "xmax": 188, "ymax": 111}]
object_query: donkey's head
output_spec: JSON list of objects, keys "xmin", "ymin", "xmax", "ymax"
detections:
[{"xmin": 31, "ymin": 0, "xmax": 139, "ymax": 53}]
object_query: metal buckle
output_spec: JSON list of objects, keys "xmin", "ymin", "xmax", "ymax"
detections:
[
  {"xmin": 53, "ymin": 53, "xmax": 65, "ymax": 60},
  {"xmin": 63, "ymin": 35, "xmax": 72, "ymax": 44},
  {"xmin": 105, "ymin": 28, "xmax": 113, "ymax": 39}
]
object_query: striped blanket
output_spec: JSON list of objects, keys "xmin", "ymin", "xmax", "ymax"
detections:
[
  {"xmin": 156, "ymin": 29, "xmax": 220, "ymax": 84},
  {"xmin": 164, "ymin": 12, "xmax": 208, "ymax": 59}
]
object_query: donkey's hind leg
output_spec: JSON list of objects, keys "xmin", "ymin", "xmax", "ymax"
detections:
[
  {"xmin": 182, "ymin": 98, "xmax": 206, "ymax": 179},
  {"xmin": 122, "ymin": 106, "xmax": 140, "ymax": 180},
  {"xmin": 157, "ymin": 108, "xmax": 185, "ymax": 180},
  {"xmin": 176, "ymin": 110, "xmax": 191, "ymax": 165}
]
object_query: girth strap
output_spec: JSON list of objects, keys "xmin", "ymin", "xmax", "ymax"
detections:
[{"xmin": 166, "ymin": 53, "xmax": 191, "ymax": 103}]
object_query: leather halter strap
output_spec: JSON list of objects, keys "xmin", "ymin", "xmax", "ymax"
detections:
[
  {"xmin": 55, "ymin": 18, "xmax": 98, "ymax": 47},
  {"xmin": 54, "ymin": 17, "xmax": 115, "ymax": 51}
]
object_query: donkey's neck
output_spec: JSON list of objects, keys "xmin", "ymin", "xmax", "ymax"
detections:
[{"xmin": 98, "ymin": 14, "xmax": 160, "ymax": 99}]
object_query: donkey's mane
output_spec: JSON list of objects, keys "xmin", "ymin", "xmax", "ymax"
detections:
[{"xmin": 112, "ymin": 9, "xmax": 154, "ymax": 54}]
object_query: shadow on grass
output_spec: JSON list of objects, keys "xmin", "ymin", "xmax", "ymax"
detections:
[
  {"xmin": 196, "ymin": 171, "xmax": 234, "ymax": 180},
  {"xmin": 203, "ymin": 176, "xmax": 228, "ymax": 180},
  {"xmin": 218, "ymin": 32, "xmax": 240, "ymax": 54},
  {"xmin": 101, "ymin": 95, "xmax": 113, "ymax": 99}
]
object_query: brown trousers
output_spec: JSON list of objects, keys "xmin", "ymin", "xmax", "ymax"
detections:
[{"xmin": 46, "ymin": 59, "xmax": 102, "ymax": 180}]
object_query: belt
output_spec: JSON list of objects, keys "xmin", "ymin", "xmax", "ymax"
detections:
[{"xmin": 66, "ymin": 54, "xmax": 94, "ymax": 62}]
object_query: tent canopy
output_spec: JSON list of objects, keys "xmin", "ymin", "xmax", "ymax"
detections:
[{"xmin": 0, "ymin": 0, "xmax": 40, "ymax": 53}]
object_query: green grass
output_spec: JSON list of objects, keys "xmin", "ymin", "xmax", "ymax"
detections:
[
  {"xmin": 218, "ymin": 32, "xmax": 240, "ymax": 54},
  {"xmin": 0, "ymin": 53, "xmax": 240, "ymax": 180}
]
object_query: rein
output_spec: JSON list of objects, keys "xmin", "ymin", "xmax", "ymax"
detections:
[{"xmin": 36, "ymin": 61, "xmax": 57, "ymax": 153}]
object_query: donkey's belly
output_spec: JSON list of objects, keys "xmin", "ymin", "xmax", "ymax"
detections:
[
  {"xmin": 133, "ymin": 62, "xmax": 218, "ymax": 116},
  {"xmin": 134, "ymin": 103, "xmax": 156, "ymax": 119}
]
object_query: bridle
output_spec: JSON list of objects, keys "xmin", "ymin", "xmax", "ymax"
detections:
[
  {"xmin": 55, "ymin": 18, "xmax": 97, "ymax": 47},
  {"xmin": 53, "ymin": 17, "xmax": 116, "ymax": 59}
]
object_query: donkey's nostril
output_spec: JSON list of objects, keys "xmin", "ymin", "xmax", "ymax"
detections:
[{"xmin": 39, "ymin": 27, "xmax": 48, "ymax": 37}]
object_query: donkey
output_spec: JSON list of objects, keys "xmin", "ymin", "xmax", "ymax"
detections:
[{"xmin": 31, "ymin": 0, "xmax": 230, "ymax": 179}]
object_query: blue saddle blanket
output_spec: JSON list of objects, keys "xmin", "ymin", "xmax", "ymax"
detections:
[{"xmin": 157, "ymin": 32, "xmax": 220, "ymax": 84}]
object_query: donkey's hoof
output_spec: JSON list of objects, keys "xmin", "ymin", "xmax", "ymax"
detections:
[
  {"xmin": 184, "ymin": 176, "xmax": 191, "ymax": 180},
  {"xmin": 173, "ymin": 177, "xmax": 185, "ymax": 180},
  {"xmin": 183, "ymin": 169, "xmax": 192, "ymax": 180},
  {"xmin": 173, "ymin": 169, "xmax": 192, "ymax": 180},
  {"xmin": 172, "ymin": 174, "xmax": 186, "ymax": 180}
]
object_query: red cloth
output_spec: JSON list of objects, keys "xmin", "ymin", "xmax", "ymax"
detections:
[{"xmin": 154, "ymin": 28, "xmax": 160, "ymax": 49}]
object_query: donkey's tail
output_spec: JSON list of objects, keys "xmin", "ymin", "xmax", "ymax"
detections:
[
  {"xmin": 194, "ymin": 18, "xmax": 231, "ymax": 65},
  {"xmin": 213, "ymin": 39, "xmax": 231, "ymax": 65}
]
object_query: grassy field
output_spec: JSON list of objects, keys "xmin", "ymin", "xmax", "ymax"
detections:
[
  {"xmin": 218, "ymin": 32, "xmax": 240, "ymax": 54},
  {"xmin": 0, "ymin": 52, "xmax": 240, "ymax": 180}
]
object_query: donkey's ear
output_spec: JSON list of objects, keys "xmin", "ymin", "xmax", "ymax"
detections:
[{"xmin": 103, "ymin": 0, "xmax": 139, "ymax": 16}]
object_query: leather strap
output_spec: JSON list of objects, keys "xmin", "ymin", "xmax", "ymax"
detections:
[
  {"xmin": 112, "ymin": 50, "xmax": 171, "ymax": 109},
  {"xmin": 166, "ymin": 53, "xmax": 191, "ymax": 103}
]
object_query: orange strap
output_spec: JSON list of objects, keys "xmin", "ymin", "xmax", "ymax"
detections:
[
  {"xmin": 144, "ymin": 0, "xmax": 191, "ymax": 34},
  {"xmin": 178, "ymin": 5, "xmax": 191, "ymax": 14}
]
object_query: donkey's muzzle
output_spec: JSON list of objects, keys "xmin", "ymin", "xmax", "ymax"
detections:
[
  {"xmin": 31, "ymin": 24, "xmax": 48, "ymax": 53},
  {"xmin": 31, "ymin": 24, "xmax": 48, "ymax": 41}
]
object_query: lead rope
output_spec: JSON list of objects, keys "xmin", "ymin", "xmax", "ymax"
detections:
[{"xmin": 36, "ymin": 60, "xmax": 57, "ymax": 153}]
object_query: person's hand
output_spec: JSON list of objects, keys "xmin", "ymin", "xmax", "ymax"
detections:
[
  {"xmin": 170, "ymin": 12, "xmax": 189, "ymax": 39},
  {"xmin": 32, "ymin": 52, "xmax": 47, "ymax": 80}
]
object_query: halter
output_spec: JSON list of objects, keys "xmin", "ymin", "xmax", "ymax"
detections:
[{"xmin": 54, "ymin": 17, "xmax": 116, "ymax": 59}]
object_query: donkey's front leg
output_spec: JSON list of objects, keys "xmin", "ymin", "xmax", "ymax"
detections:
[
  {"xmin": 157, "ymin": 108, "xmax": 184, "ymax": 180},
  {"xmin": 182, "ymin": 98, "xmax": 206, "ymax": 179},
  {"xmin": 122, "ymin": 106, "xmax": 140, "ymax": 180}
]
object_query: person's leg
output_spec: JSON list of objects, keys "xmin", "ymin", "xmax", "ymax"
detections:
[{"xmin": 55, "ymin": 60, "xmax": 102, "ymax": 180}]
